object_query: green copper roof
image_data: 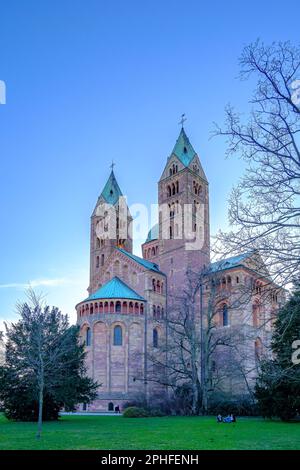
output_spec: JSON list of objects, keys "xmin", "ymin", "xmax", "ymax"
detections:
[
  {"xmin": 145, "ymin": 223, "xmax": 159, "ymax": 243},
  {"xmin": 100, "ymin": 170, "xmax": 123, "ymax": 206},
  {"xmin": 84, "ymin": 276, "xmax": 145, "ymax": 302},
  {"xmin": 209, "ymin": 252, "xmax": 254, "ymax": 274},
  {"xmin": 117, "ymin": 248, "xmax": 164, "ymax": 274},
  {"xmin": 171, "ymin": 127, "xmax": 197, "ymax": 167}
]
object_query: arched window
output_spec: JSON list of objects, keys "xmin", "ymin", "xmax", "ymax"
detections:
[
  {"xmin": 157, "ymin": 306, "xmax": 161, "ymax": 318},
  {"xmin": 169, "ymin": 226, "xmax": 173, "ymax": 239},
  {"xmin": 161, "ymin": 307, "xmax": 164, "ymax": 318},
  {"xmin": 110, "ymin": 301, "xmax": 114, "ymax": 313},
  {"xmin": 86, "ymin": 327, "xmax": 91, "ymax": 346},
  {"xmin": 152, "ymin": 278, "xmax": 156, "ymax": 291},
  {"xmin": 157, "ymin": 280, "xmax": 161, "ymax": 293},
  {"xmin": 108, "ymin": 402, "xmax": 114, "ymax": 411},
  {"xmin": 152, "ymin": 247, "xmax": 156, "ymax": 256},
  {"xmin": 140, "ymin": 303, "xmax": 144, "ymax": 314},
  {"xmin": 96, "ymin": 256, "xmax": 100, "ymax": 268},
  {"xmin": 101, "ymin": 254, "xmax": 105, "ymax": 266},
  {"xmin": 153, "ymin": 305, "xmax": 156, "ymax": 318},
  {"xmin": 113, "ymin": 325, "xmax": 123, "ymax": 346},
  {"xmin": 134, "ymin": 302, "xmax": 139, "ymax": 314},
  {"xmin": 123, "ymin": 264, "xmax": 128, "ymax": 278},
  {"xmin": 169, "ymin": 168, "xmax": 172, "ymax": 176},
  {"xmin": 104, "ymin": 301, "xmax": 109, "ymax": 313},
  {"xmin": 167, "ymin": 186, "xmax": 171, "ymax": 197},
  {"xmin": 96, "ymin": 238, "xmax": 100, "ymax": 248},
  {"xmin": 176, "ymin": 181, "xmax": 179, "ymax": 193},
  {"xmin": 122, "ymin": 302, "xmax": 127, "ymax": 314},
  {"xmin": 222, "ymin": 304, "xmax": 229, "ymax": 326},
  {"xmin": 116, "ymin": 301, "xmax": 121, "ymax": 313},
  {"xmin": 129, "ymin": 302, "xmax": 134, "ymax": 313},
  {"xmin": 153, "ymin": 329, "xmax": 158, "ymax": 348},
  {"xmin": 172, "ymin": 183, "xmax": 175, "ymax": 195}
]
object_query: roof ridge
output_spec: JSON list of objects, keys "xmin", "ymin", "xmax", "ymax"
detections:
[
  {"xmin": 82, "ymin": 275, "xmax": 146, "ymax": 302},
  {"xmin": 117, "ymin": 247, "xmax": 164, "ymax": 275}
]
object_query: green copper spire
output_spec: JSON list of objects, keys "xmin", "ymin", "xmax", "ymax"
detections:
[
  {"xmin": 100, "ymin": 170, "xmax": 123, "ymax": 206},
  {"xmin": 171, "ymin": 127, "xmax": 197, "ymax": 167}
]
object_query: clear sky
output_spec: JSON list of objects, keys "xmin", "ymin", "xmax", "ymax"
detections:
[{"xmin": 0, "ymin": 0, "xmax": 299, "ymax": 328}]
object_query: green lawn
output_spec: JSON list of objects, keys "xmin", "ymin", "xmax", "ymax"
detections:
[{"xmin": 0, "ymin": 414, "xmax": 299, "ymax": 450}]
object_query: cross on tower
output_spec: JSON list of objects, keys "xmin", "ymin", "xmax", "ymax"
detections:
[
  {"xmin": 179, "ymin": 113, "xmax": 187, "ymax": 128},
  {"xmin": 110, "ymin": 160, "xmax": 116, "ymax": 171}
]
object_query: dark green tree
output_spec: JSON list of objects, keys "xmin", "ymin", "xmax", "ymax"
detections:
[
  {"xmin": 0, "ymin": 291, "xmax": 98, "ymax": 437},
  {"xmin": 255, "ymin": 282, "xmax": 300, "ymax": 420}
]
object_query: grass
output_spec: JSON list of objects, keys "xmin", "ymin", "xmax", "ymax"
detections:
[{"xmin": 0, "ymin": 413, "xmax": 299, "ymax": 450}]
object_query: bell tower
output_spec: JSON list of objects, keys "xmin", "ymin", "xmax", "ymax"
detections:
[
  {"xmin": 89, "ymin": 169, "xmax": 133, "ymax": 293},
  {"xmin": 157, "ymin": 126, "xmax": 210, "ymax": 294}
]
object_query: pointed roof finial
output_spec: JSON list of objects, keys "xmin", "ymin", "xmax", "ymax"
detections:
[
  {"xmin": 179, "ymin": 113, "xmax": 187, "ymax": 128},
  {"xmin": 110, "ymin": 160, "xmax": 116, "ymax": 172}
]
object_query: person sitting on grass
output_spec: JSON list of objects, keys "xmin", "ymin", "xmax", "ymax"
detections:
[
  {"xmin": 217, "ymin": 414, "xmax": 223, "ymax": 423},
  {"xmin": 223, "ymin": 415, "xmax": 233, "ymax": 423}
]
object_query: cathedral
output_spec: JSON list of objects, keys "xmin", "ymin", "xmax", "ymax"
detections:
[{"xmin": 76, "ymin": 126, "xmax": 282, "ymax": 412}]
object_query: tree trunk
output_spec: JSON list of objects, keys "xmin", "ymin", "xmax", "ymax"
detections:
[{"xmin": 36, "ymin": 382, "xmax": 44, "ymax": 439}]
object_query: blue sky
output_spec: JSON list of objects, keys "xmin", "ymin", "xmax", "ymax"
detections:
[{"xmin": 0, "ymin": 0, "xmax": 299, "ymax": 328}]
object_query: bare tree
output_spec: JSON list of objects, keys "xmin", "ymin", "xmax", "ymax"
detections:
[
  {"xmin": 148, "ymin": 268, "xmax": 256, "ymax": 414},
  {"xmin": 214, "ymin": 40, "xmax": 300, "ymax": 288}
]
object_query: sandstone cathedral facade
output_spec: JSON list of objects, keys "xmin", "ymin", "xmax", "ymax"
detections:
[{"xmin": 76, "ymin": 126, "xmax": 283, "ymax": 412}]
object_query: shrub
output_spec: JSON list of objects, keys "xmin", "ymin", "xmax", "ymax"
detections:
[
  {"xmin": 208, "ymin": 394, "xmax": 259, "ymax": 417},
  {"xmin": 123, "ymin": 406, "xmax": 150, "ymax": 418}
]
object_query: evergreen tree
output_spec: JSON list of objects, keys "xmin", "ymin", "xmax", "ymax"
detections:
[
  {"xmin": 255, "ymin": 282, "xmax": 300, "ymax": 420},
  {"xmin": 0, "ymin": 291, "xmax": 98, "ymax": 437}
]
